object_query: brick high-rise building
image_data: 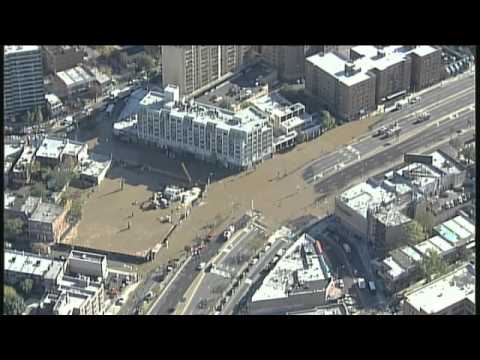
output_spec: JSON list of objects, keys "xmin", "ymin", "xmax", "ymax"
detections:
[
  {"xmin": 305, "ymin": 46, "xmax": 441, "ymax": 121},
  {"xmin": 161, "ymin": 45, "xmax": 250, "ymax": 98},
  {"xmin": 260, "ymin": 45, "xmax": 305, "ymax": 82}
]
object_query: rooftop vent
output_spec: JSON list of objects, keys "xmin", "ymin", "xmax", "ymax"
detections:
[{"xmin": 344, "ymin": 62, "xmax": 356, "ymax": 77}]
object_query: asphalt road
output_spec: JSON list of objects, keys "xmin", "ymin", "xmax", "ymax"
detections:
[
  {"xmin": 183, "ymin": 226, "xmax": 263, "ymax": 315},
  {"xmin": 148, "ymin": 215, "xmax": 252, "ymax": 314},
  {"xmin": 312, "ymin": 111, "xmax": 474, "ymax": 196},
  {"xmin": 303, "ymin": 84, "xmax": 475, "ymax": 183}
]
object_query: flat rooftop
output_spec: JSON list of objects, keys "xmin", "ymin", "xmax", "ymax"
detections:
[
  {"xmin": 430, "ymin": 151, "xmax": 462, "ymax": 175},
  {"xmin": 414, "ymin": 236, "xmax": 446, "ymax": 257},
  {"xmin": 252, "ymin": 233, "xmax": 330, "ymax": 303},
  {"xmin": 13, "ymin": 146, "xmax": 36, "ymax": 173},
  {"xmin": 4, "ymin": 249, "xmax": 64, "ymax": 280},
  {"xmin": 405, "ymin": 263, "xmax": 475, "ymax": 314},
  {"xmin": 383, "ymin": 256, "xmax": 406, "ymax": 280},
  {"xmin": 30, "ymin": 202, "xmax": 65, "ymax": 224},
  {"xmin": 62, "ymin": 139, "xmax": 86, "ymax": 157},
  {"xmin": 374, "ymin": 207, "xmax": 411, "ymax": 227},
  {"xmin": 5, "ymin": 144, "xmax": 24, "ymax": 160},
  {"xmin": 434, "ymin": 215, "xmax": 475, "ymax": 246},
  {"xmin": 117, "ymin": 88, "xmax": 149, "ymax": 121},
  {"xmin": 4, "ymin": 45, "xmax": 40, "ymax": 55},
  {"xmin": 195, "ymin": 60, "xmax": 276, "ymax": 107},
  {"xmin": 307, "ymin": 46, "xmax": 438, "ymax": 88},
  {"xmin": 45, "ymin": 93, "xmax": 62, "ymax": 105},
  {"xmin": 4, "ymin": 193, "xmax": 40, "ymax": 215},
  {"xmin": 288, "ymin": 304, "xmax": 347, "ymax": 315},
  {"xmin": 395, "ymin": 162, "xmax": 441, "ymax": 189},
  {"xmin": 56, "ymin": 66, "xmax": 94, "ymax": 88},
  {"xmin": 36, "ymin": 137, "xmax": 66, "ymax": 159},
  {"xmin": 69, "ymin": 250, "xmax": 106, "ymax": 264},
  {"xmin": 339, "ymin": 181, "xmax": 395, "ymax": 219},
  {"xmin": 80, "ymin": 153, "xmax": 112, "ymax": 178},
  {"xmin": 142, "ymin": 91, "xmax": 270, "ymax": 134},
  {"xmin": 306, "ymin": 52, "xmax": 372, "ymax": 87}
]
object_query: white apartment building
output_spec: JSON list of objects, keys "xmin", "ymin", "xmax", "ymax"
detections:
[
  {"xmin": 137, "ymin": 86, "xmax": 273, "ymax": 169},
  {"xmin": 161, "ymin": 45, "xmax": 250, "ymax": 98},
  {"xmin": 4, "ymin": 45, "xmax": 45, "ymax": 119}
]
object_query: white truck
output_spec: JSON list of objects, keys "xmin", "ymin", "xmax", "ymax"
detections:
[
  {"xmin": 357, "ymin": 278, "xmax": 366, "ymax": 289},
  {"xmin": 368, "ymin": 281, "xmax": 376, "ymax": 292},
  {"xmin": 416, "ymin": 111, "xmax": 431, "ymax": 123}
]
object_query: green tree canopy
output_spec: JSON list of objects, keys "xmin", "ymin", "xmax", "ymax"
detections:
[
  {"xmin": 402, "ymin": 220, "xmax": 426, "ymax": 245},
  {"xmin": 30, "ymin": 181, "xmax": 47, "ymax": 198},
  {"xmin": 4, "ymin": 286, "xmax": 26, "ymax": 315},
  {"xmin": 136, "ymin": 54, "xmax": 155, "ymax": 72},
  {"xmin": 19, "ymin": 278, "xmax": 34, "ymax": 297},
  {"xmin": 321, "ymin": 110, "xmax": 336, "ymax": 130},
  {"xmin": 421, "ymin": 249, "xmax": 448, "ymax": 283},
  {"xmin": 69, "ymin": 198, "xmax": 83, "ymax": 220},
  {"xmin": 415, "ymin": 210, "xmax": 436, "ymax": 237},
  {"xmin": 4, "ymin": 218, "xmax": 25, "ymax": 241},
  {"xmin": 35, "ymin": 106, "xmax": 44, "ymax": 126}
]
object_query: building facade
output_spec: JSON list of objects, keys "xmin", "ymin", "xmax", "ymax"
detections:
[
  {"xmin": 305, "ymin": 46, "xmax": 441, "ymax": 121},
  {"xmin": 67, "ymin": 250, "xmax": 108, "ymax": 280},
  {"xmin": 260, "ymin": 45, "xmax": 305, "ymax": 82},
  {"xmin": 409, "ymin": 46, "xmax": 442, "ymax": 91},
  {"xmin": 137, "ymin": 89, "xmax": 274, "ymax": 169},
  {"xmin": 4, "ymin": 249, "xmax": 66, "ymax": 293},
  {"xmin": 305, "ymin": 55, "xmax": 377, "ymax": 121},
  {"xmin": 161, "ymin": 45, "xmax": 250, "ymax": 98},
  {"xmin": 28, "ymin": 200, "xmax": 71, "ymax": 243},
  {"xmin": 4, "ymin": 46, "xmax": 45, "ymax": 119},
  {"xmin": 39, "ymin": 275, "xmax": 105, "ymax": 315},
  {"xmin": 42, "ymin": 45, "xmax": 84, "ymax": 74}
]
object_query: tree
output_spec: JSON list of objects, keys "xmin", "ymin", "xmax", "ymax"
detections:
[
  {"xmin": 415, "ymin": 210, "xmax": 436, "ymax": 237},
  {"xmin": 35, "ymin": 106, "xmax": 44, "ymax": 127},
  {"xmin": 421, "ymin": 249, "xmax": 448, "ymax": 283},
  {"xmin": 26, "ymin": 110, "xmax": 33, "ymax": 126},
  {"xmin": 97, "ymin": 46, "xmax": 116, "ymax": 58},
  {"xmin": 321, "ymin": 110, "xmax": 336, "ymax": 130},
  {"xmin": 402, "ymin": 220, "xmax": 426, "ymax": 245},
  {"xmin": 19, "ymin": 278, "xmax": 34, "ymax": 297},
  {"xmin": 30, "ymin": 161, "xmax": 41, "ymax": 175},
  {"xmin": 31, "ymin": 182, "xmax": 47, "ymax": 199},
  {"xmin": 136, "ymin": 54, "xmax": 155, "ymax": 72},
  {"xmin": 69, "ymin": 198, "xmax": 83, "ymax": 220},
  {"xmin": 3, "ymin": 286, "xmax": 26, "ymax": 315},
  {"xmin": 4, "ymin": 218, "xmax": 25, "ymax": 241}
]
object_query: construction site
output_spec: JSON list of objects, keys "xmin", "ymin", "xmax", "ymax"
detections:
[{"xmin": 68, "ymin": 110, "xmax": 377, "ymax": 268}]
